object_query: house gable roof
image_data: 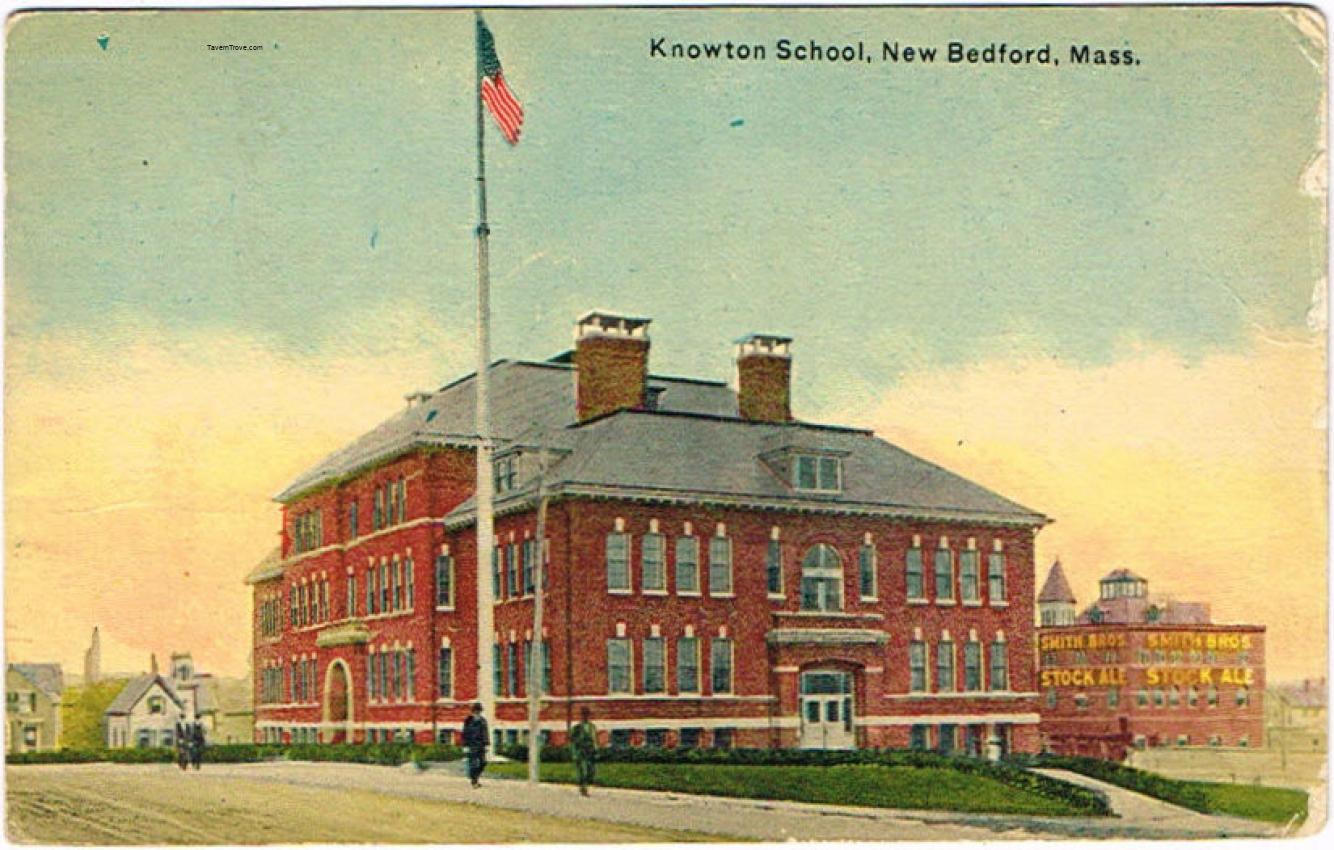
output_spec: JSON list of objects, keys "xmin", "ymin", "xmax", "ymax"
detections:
[
  {"xmin": 8, "ymin": 663, "xmax": 64, "ymax": 700},
  {"xmin": 103, "ymin": 674, "xmax": 184, "ymax": 716}
]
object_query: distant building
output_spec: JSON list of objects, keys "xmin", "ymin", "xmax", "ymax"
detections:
[
  {"xmin": 1267, "ymin": 678, "xmax": 1326, "ymax": 752},
  {"xmin": 84, "ymin": 627, "xmax": 102, "ymax": 685},
  {"xmin": 6, "ymin": 663, "xmax": 64, "ymax": 753},
  {"xmin": 1038, "ymin": 565, "xmax": 1264, "ymax": 760},
  {"xmin": 103, "ymin": 653, "xmax": 218, "ymax": 748}
]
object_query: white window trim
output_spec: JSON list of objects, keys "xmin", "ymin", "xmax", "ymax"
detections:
[
  {"xmin": 710, "ymin": 637, "xmax": 735, "ymax": 696},
  {"xmin": 677, "ymin": 636, "xmax": 701, "ymax": 695},
  {"xmin": 607, "ymin": 637, "xmax": 634, "ymax": 696}
]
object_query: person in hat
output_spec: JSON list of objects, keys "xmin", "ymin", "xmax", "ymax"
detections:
[
  {"xmin": 570, "ymin": 707, "xmax": 599, "ymax": 797},
  {"xmin": 461, "ymin": 702, "xmax": 490, "ymax": 788}
]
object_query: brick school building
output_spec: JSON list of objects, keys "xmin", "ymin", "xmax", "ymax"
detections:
[
  {"xmin": 1036, "ymin": 564, "xmax": 1265, "ymax": 760},
  {"xmin": 249, "ymin": 311, "xmax": 1048, "ymax": 754}
]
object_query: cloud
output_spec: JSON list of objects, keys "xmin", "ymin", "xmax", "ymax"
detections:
[
  {"xmin": 4, "ymin": 308, "xmax": 471, "ymax": 677},
  {"xmin": 826, "ymin": 330, "xmax": 1327, "ymax": 681}
]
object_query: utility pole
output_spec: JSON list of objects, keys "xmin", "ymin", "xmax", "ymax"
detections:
[{"xmin": 527, "ymin": 444, "xmax": 549, "ymax": 783}]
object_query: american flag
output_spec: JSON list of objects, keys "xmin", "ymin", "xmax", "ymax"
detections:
[{"xmin": 477, "ymin": 17, "xmax": 523, "ymax": 145}]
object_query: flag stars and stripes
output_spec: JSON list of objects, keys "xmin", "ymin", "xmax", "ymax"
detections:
[{"xmin": 477, "ymin": 17, "xmax": 524, "ymax": 145}]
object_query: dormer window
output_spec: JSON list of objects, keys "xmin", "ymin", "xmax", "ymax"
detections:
[
  {"xmin": 494, "ymin": 457, "xmax": 517, "ymax": 494},
  {"xmin": 793, "ymin": 454, "xmax": 841, "ymax": 492}
]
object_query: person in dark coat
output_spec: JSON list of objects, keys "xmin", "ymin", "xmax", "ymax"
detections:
[
  {"xmin": 570, "ymin": 707, "xmax": 598, "ymax": 796},
  {"xmin": 189, "ymin": 722, "xmax": 206, "ymax": 770},
  {"xmin": 461, "ymin": 703, "xmax": 489, "ymax": 788},
  {"xmin": 174, "ymin": 721, "xmax": 189, "ymax": 771}
]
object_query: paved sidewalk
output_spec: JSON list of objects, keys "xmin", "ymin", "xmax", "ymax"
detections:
[
  {"xmin": 191, "ymin": 760, "xmax": 1280, "ymax": 841},
  {"xmin": 1034, "ymin": 768, "xmax": 1285, "ymax": 838}
]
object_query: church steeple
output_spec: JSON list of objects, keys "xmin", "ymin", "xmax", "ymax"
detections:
[{"xmin": 83, "ymin": 626, "xmax": 102, "ymax": 684}]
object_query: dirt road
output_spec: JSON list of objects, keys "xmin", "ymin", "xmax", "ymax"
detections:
[{"xmin": 5, "ymin": 764, "xmax": 718, "ymax": 844}]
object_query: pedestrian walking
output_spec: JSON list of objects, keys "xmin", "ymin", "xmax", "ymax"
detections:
[
  {"xmin": 189, "ymin": 722, "xmax": 205, "ymax": 770},
  {"xmin": 462, "ymin": 702, "xmax": 490, "ymax": 788},
  {"xmin": 570, "ymin": 707, "xmax": 598, "ymax": 797},
  {"xmin": 174, "ymin": 721, "xmax": 189, "ymax": 771}
]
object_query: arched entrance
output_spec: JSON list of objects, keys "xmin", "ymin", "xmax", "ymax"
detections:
[
  {"xmin": 322, "ymin": 659, "xmax": 353, "ymax": 744},
  {"xmin": 798, "ymin": 668, "xmax": 855, "ymax": 750}
]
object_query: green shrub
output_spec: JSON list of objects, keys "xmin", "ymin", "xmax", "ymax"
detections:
[
  {"xmin": 5, "ymin": 742, "xmax": 462, "ymax": 767},
  {"xmin": 493, "ymin": 745, "xmax": 1109, "ymax": 815}
]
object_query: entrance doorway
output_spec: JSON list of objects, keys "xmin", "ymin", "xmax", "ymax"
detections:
[
  {"xmin": 323, "ymin": 660, "xmax": 352, "ymax": 744},
  {"xmin": 799, "ymin": 670, "xmax": 854, "ymax": 749}
]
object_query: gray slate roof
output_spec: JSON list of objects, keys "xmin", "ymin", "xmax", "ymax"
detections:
[
  {"xmin": 447, "ymin": 409, "xmax": 1046, "ymax": 527},
  {"xmin": 104, "ymin": 674, "xmax": 183, "ymax": 716},
  {"xmin": 276, "ymin": 360, "xmax": 736, "ymax": 502},
  {"xmin": 1038, "ymin": 561, "xmax": 1077, "ymax": 603},
  {"xmin": 9, "ymin": 663, "xmax": 64, "ymax": 699}
]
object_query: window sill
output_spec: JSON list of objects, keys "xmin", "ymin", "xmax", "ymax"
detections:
[
  {"xmin": 860, "ymin": 596, "xmax": 879, "ymax": 603},
  {"xmin": 767, "ymin": 593, "xmax": 786, "ymax": 601},
  {"xmin": 907, "ymin": 597, "xmax": 930, "ymax": 605},
  {"xmin": 936, "ymin": 599, "xmax": 957, "ymax": 607},
  {"xmin": 989, "ymin": 600, "xmax": 1009, "ymax": 608},
  {"xmin": 677, "ymin": 590, "xmax": 701, "ymax": 597},
  {"xmin": 708, "ymin": 592, "xmax": 736, "ymax": 599},
  {"xmin": 643, "ymin": 589, "xmax": 669, "ymax": 597},
  {"xmin": 435, "ymin": 605, "xmax": 455, "ymax": 613},
  {"xmin": 962, "ymin": 600, "xmax": 982, "ymax": 607},
  {"xmin": 608, "ymin": 589, "xmax": 633, "ymax": 596}
]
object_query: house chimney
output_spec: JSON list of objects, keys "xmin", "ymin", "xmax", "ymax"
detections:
[
  {"xmin": 574, "ymin": 311, "xmax": 651, "ymax": 422},
  {"xmin": 736, "ymin": 334, "xmax": 793, "ymax": 423}
]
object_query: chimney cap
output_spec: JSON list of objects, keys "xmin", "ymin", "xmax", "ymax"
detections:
[
  {"xmin": 576, "ymin": 310, "xmax": 651, "ymax": 339},
  {"xmin": 736, "ymin": 333, "xmax": 793, "ymax": 357}
]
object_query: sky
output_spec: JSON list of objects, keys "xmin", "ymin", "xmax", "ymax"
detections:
[{"xmin": 4, "ymin": 6, "xmax": 1327, "ymax": 681}]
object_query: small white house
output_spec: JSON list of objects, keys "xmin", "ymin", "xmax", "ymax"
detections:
[{"xmin": 103, "ymin": 653, "xmax": 219, "ymax": 748}]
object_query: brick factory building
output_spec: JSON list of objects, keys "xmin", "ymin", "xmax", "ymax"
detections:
[
  {"xmin": 1037, "ymin": 563, "xmax": 1265, "ymax": 760},
  {"xmin": 248, "ymin": 311, "xmax": 1049, "ymax": 753}
]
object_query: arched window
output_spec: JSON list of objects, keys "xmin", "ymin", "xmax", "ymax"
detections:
[{"xmin": 800, "ymin": 545, "xmax": 843, "ymax": 612}]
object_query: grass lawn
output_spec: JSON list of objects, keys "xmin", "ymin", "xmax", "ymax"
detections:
[
  {"xmin": 1192, "ymin": 781, "xmax": 1309, "ymax": 825},
  {"xmin": 491, "ymin": 761, "xmax": 1091, "ymax": 816}
]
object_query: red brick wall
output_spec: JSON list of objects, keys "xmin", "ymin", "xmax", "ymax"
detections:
[
  {"xmin": 737, "ymin": 354, "xmax": 792, "ymax": 423},
  {"xmin": 573, "ymin": 336, "xmax": 648, "ymax": 422},
  {"xmin": 1038, "ymin": 624, "xmax": 1266, "ymax": 755}
]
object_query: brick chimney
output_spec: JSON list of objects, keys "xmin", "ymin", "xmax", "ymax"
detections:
[
  {"xmin": 736, "ymin": 334, "xmax": 793, "ymax": 423},
  {"xmin": 574, "ymin": 311, "xmax": 651, "ymax": 423}
]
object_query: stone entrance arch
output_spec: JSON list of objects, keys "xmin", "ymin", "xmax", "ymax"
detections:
[{"xmin": 322, "ymin": 659, "xmax": 354, "ymax": 743}]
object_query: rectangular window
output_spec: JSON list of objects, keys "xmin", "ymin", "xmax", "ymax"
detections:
[
  {"xmin": 506, "ymin": 643, "xmax": 518, "ymax": 697},
  {"xmin": 964, "ymin": 641, "xmax": 982, "ymax": 691},
  {"xmin": 677, "ymin": 637, "xmax": 699, "ymax": 693},
  {"xmin": 934, "ymin": 547, "xmax": 954, "ymax": 600},
  {"xmin": 346, "ymin": 576, "xmax": 357, "ymax": 618},
  {"xmin": 380, "ymin": 563, "xmax": 390, "ymax": 613},
  {"xmin": 367, "ymin": 568, "xmax": 377, "ymax": 615},
  {"xmin": 937, "ymin": 640, "xmax": 956, "ymax": 692},
  {"xmin": 988, "ymin": 552, "xmax": 1006, "ymax": 601},
  {"xmin": 492, "ymin": 547, "xmax": 501, "ymax": 597},
  {"xmin": 1108, "ymin": 689, "xmax": 1120, "ymax": 708},
  {"xmin": 859, "ymin": 544, "xmax": 877, "ymax": 599},
  {"xmin": 493, "ymin": 644, "xmax": 502, "ymax": 697},
  {"xmin": 909, "ymin": 640, "xmax": 928, "ymax": 692},
  {"xmin": 642, "ymin": 534, "xmax": 665, "ymax": 592},
  {"xmin": 607, "ymin": 638, "xmax": 632, "ymax": 694},
  {"xmin": 405, "ymin": 558, "xmax": 414, "ymax": 609},
  {"xmin": 960, "ymin": 550, "xmax": 980, "ymax": 602},
  {"xmin": 373, "ymin": 489, "xmax": 384, "ymax": 531},
  {"xmin": 676, "ymin": 537, "xmax": 699, "ymax": 593},
  {"xmin": 522, "ymin": 540, "xmax": 535, "ymax": 595},
  {"xmin": 438, "ymin": 647, "xmax": 452, "ymax": 698},
  {"xmin": 710, "ymin": 638, "xmax": 733, "ymax": 694},
  {"xmin": 436, "ymin": 555, "xmax": 453, "ymax": 608},
  {"xmin": 708, "ymin": 536, "xmax": 732, "ymax": 595},
  {"xmin": 541, "ymin": 641, "xmax": 552, "ymax": 694},
  {"xmin": 910, "ymin": 725, "xmax": 930, "ymax": 751},
  {"xmin": 793, "ymin": 455, "xmax": 841, "ymax": 491},
  {"xmin": 766, "ymin": 540, "xmax": 783, "ymax": 595},
  {"xmin": 606, "ymin": 533, "xmax": 630, "ymax": 592},
  {"xmin": 989, "ymin": 641, "xmax": 1008, "ymax": 691},
  {"xmin": 406, "ymin": 649, "xmax": 416, "ymax": 700},
  {"xmin": 394, "ymin": 559, "xmax": 404, "ymax": 610},
  {"xmin": 348, "ymin": 501, "xmax": 359, "ymax": 540},
  {"xmin": 906, "ymin": 547, "xmax": 925, "ymax": 599},
  {"xmin": 507, "ymin": 543, "xmax": 519, "ymax": 599},
  {"xmin": 643, "ymin": 637, "xmax": 665, "ymax": 693},
  {"xmin": 368, "ymin": 654, "xmax": 378, "ymax": 700}
]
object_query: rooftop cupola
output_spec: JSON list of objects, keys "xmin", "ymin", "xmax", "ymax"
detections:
[
  {"xmin": 736, "ymin": 333, "xmax": 793, "ymax": 423},
  {"xmin": 574, "ymin": 310, "xmax": 651, "ymax": 423}
]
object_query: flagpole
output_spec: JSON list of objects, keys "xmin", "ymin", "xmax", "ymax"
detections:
[{"xmin": 474, "ymin": 10, "xmax": 497, "ymax": 729}]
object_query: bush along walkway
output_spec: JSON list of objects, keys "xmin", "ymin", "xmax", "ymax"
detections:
[
  {"xmin": 1014, "ymin": 754, "xmax": 1307, "ymax": 830},
  {"xmin": 493, "ymin": 746, "xmax": 1110, "ymax": 817},
  {"xmin": 4, "ymin": 742, "xmax": 465, "ymax": 767}
]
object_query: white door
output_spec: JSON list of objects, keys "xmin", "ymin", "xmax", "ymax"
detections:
[{"xmin": 799, "ymin": 670, "xmax": 855, "ymax": 749}]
